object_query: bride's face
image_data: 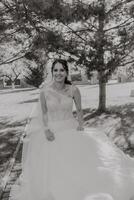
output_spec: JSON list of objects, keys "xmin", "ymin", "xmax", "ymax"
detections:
[{"xmin": 52, "ymin": 62, "xmax": 67, "ymax": 83}]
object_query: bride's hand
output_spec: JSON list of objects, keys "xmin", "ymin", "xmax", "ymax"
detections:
[
  {"xmin": 45, "ymin": 129, "xmax": 55, "ymax": 141},
  {"xmin": 77, "ymin": 125, "xmax": 84, "ymax": 131}
]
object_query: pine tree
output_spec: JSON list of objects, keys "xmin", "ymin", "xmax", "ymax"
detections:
[
  {"xmin": 23, "ymin": 0, "xmax": 134, "ymax": 112},
  {"xmin": 24, "ymin": 64, "xmax": 45, "ymax": 88},
  {"xmin": 3, "ymin": 0, "xmax": 134, "ymax": 112}
]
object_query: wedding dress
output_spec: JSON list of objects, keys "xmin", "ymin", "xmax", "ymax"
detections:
[{"xmin": 9, "ymin": 84, "xmax": 134, "ymax": 200}]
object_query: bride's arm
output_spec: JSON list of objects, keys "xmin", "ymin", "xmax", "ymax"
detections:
[
  {"xmin": 40, "ymin": 88, "xmax": 55, "ymax": 141},
  {"xmin": 73, "ymin": 86, "xmax": 84, "ymax": 131},
  {"xmin": 40, "ymin": 89, "xmax": 49, "ymax": 128}
]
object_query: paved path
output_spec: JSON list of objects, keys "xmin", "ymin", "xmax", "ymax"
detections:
[{"xmin": 1, "ymin": 144, "xmax": 22, "ymax": 200}]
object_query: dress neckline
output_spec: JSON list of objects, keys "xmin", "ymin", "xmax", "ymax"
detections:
[{"xmin": 48, "ymin": 84, "xmax": 73, "ymax": 98}]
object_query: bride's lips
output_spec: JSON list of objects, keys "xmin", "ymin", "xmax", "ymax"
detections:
[{"xmin": 56, "ymin": 76, "xmax": 63, "ymax": 79}]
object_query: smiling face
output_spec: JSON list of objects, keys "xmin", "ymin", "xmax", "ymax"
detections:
[{"xmin": 52, "ymin": 62, "xmax": 67, "ymax": 83}]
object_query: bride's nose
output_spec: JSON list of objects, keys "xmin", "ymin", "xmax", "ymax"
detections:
[
  {"xmin": 56, "ymin": 70, "xmax": 62, "ymax": 75},
  {"xmin": 57, "ymin": 70, "xmax": 61, "ymax": 74}
]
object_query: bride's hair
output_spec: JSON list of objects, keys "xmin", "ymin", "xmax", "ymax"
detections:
[{"xmin": 51, "ymin": 59, "xmax": 72, "ymax": 85}]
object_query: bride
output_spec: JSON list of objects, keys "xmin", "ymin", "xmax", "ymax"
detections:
[{"xmin": 9, "ymin": 59, "xmax": 134, "ymax": 200}]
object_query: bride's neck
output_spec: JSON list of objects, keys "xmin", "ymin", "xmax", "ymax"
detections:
[{"xmin": 52, "ymin": 81, "xmax": 66, "ymax": 90}]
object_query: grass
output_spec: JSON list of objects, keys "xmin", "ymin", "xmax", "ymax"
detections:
[
  {"xmin": 0, "ymin": 117, "xmax": 27, "ymax": 177},
  {"xmin": 0, "ymin": 88, "xmax": 38, "ymax": 180},
  {"xmin": 109, "ymin": 103, "xmax": 134, "ymax": 157},
  {"xmin": 81, "ymin": 103, "xmax": 134, "ymax": 158}
]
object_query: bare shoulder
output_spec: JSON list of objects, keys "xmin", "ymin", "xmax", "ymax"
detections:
[
  {"xmin": 71, "ymin": 84, "xmax": 80, "ymax": 92},
  {"xmin": 40, "ymin": 83, "xmax": 52, "ymax": 93},
  {"xmin": 71, "ymin": 84, "xmax": 81, "ymax": 98},
  {"xmin": 40, "ymin": 85, "xmax": 46, "ymax": 94}
]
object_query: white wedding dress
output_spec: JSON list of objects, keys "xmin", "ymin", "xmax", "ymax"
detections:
[{"xmin": 9, "ymin": 84, "xmax": 134, "ymax": 200}]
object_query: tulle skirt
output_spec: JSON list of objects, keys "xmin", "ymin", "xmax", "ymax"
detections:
[{"xmin": 9, "ymin": 102, "xmax": 134, "ymax": 200}]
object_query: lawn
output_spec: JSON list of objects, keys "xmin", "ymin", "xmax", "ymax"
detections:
[
  {"xmin": 78, "ymin": 82, "xmax": 134, "ymax": 157},
  {"xmin": 78, "ymin": 81, "xmax": 134, "ymax": 109}
]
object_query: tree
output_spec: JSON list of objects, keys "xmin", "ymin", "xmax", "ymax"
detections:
[
  {"xmin": 22, "ymin": 0, "xmax": 134, "ymax": 112},
  {"xmin": 0, "ymin": 0, "xmax": 35, "ymax": 67},
  {"xmin": 126, "ymin": 64, "xmax": 134, "ymax": 80},
  {"xmin": 0, "ymin": 63, "xmax": 22, "ymax": 88},
  {"xmin": 24, "ymin": 63, "xmax": 46, "ymax": 88},
  {"xmin": 2, "ymin": 0, "xmax": 134, "ymax": 112},
  {"xmin": 0, "ymin": 0, "xmax": 47, "ymax": 88}
]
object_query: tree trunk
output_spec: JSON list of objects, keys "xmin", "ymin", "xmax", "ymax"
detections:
[
  {"xmin": 11, "ymin": 81, "xmax": 15, "ymax": 89},
  {"xmin": 98, "ymin": 80, "xmax": 106, "ymax": 112},
  {"xmin": 97, "ymin": 0, "xmax": 106, "ymax": 113},
  {"xmin": 98, "ymin": 71, "xmax": 106, "ymax": 113}
]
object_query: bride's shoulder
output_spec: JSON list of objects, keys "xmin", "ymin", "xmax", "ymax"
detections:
[
  {"xmin": 39, "ymin": 83, "xmax": 51, "ymax": 93},
  {"xmin": 71, "ymin": 84, "xmax": 80, "ymax": 92},
  {"xmin": 40, "ymin": 82, "xmax": 54, "ymax": 94},
  {"xmin": 70, "ymin": 84, "xmax": 80, "ymax": 98}
]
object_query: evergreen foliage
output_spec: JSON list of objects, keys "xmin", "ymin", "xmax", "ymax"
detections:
[
  {"xmin": 1, "ymin": 0, "xmax": 134, "ymax": 111},
  {"xmin": 24, "ymin": 64, "xmax": 45, "ymax": 88}
]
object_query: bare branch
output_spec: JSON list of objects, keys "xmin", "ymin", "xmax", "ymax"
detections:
[
  {"xmin": 119, "ymin": 59, "xmax": 134, "ymax": 66},
  {"xmin": 104, "ymin": 18, "xmax": 134, "ymax": 32},
  {"xmin": 0, "ymin": 29, "xmax": 21, "ymax": 42},
  {"xmin": 106, "ymin": 0, "xmax": 134, "ymax": 16},
  {"xmin": 65, "ymin": 27, "xmax": 95, "ymax": 34},
  {"xmin": 62, "ymin": 23, "xmax": 90, "ymax": 44},
  {"xmin": 0, "ymin": 55, "xmax": 25, "ymax": 66},
  {"xmin": 84, "ymin": 21, "xmax": 98, "ymax": 31},
  {"xmin": 4, "ymin": 74, "xmax": 11, "ymax": 78},
  {"xmin": 12, "ymin": 66, "xmax": 21, "ymax": 78}
]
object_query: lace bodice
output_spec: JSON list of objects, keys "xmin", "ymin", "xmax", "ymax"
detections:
[{"xmin": 42, "ymin": 84, "xmax": 74, "ymax": 122}]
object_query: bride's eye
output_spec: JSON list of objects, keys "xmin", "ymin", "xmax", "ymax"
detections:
[
  {"xmin": 53, "ymin": 68, "xmax": 65, "ymax": 72},
  {"xmin": 53, "ymin": 69, "xmax": 58, "ymax": 72},
  {"xmin": 60, "ymin": 69, "xmax": 65, "ymax": 72}
]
